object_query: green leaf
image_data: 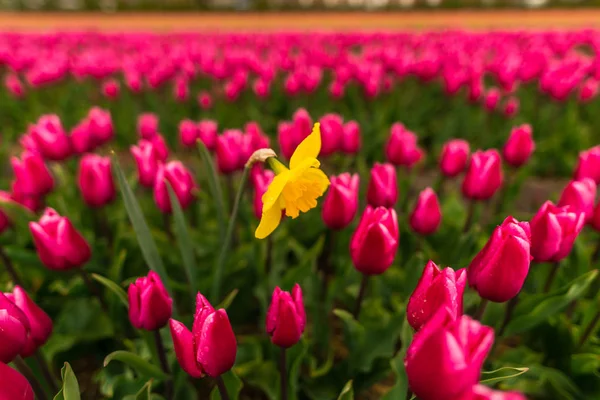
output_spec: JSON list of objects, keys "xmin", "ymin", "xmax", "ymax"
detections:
[
  {"xmin": 504, "ymin": 270, "xmax": 598, "ymax": 336},
  {"xmin": 333, "ymin": 309, "xmax": 366, "ymax": 368},
  {"xmin": 91, "ymin": 273, "xmax": 128, "ymax": 306},
  {"xmin": 480, "ymin": 367, "xmax": 529, "ymax": 385},
  {"xmin": 289, "ymin": 339, "xmax": 309, "ymax": 400},
  {"xmin": 337, "ymin": 381, "xmax": 354, "ymax": 400},
  {"xmin": 112, "ymin": 157, "xmax": 175, "ymax": 308},
  {"xmin": 210, "ymin": 371, "xmax": 243, "ymax": 400},
  {"xmin": 217, "ymin": 289, "xmax": 239, "ymax": 310},
  {"xmin": 197, "ymin": 140, "xmax": 226, "ymax": 242},
  {"xmin": 104, "ymin": 351, "xmax": 167, "ymax": 380},
  {"xmin": 166, "ymin": 181, "xmax": 198, "ymax": 299},
  {"xmin": 53, "ymin": 363, "xmax": 81, "ymax": 400},
  {"xmin": 381, "ymin": 352, "xmax": 409, "ymax": 400}
]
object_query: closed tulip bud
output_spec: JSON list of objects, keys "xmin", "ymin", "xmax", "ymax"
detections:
[
  {"xmin": 578, "ymin": 78, "xmax": 599, "ymax": 103},
  {"xmin": 170, "ymin": 293, "xmax": 237, "ymax": 378},
  {"xmin": 468, "ymin": 217, "xmax": 531, "ymax": 302},
  {"xmin": 154, "ymin": 161, "xmax": 196, "ymax": 214},
  {"xmin": 198, "ymin": 91, "xmax": 213, "ymax": 110},
  {"xmin": 405, "ymin": 308, "xmax": 494, "ymax": 400},
  {"xmin": 29, "ymin": 115, "xmax": 72, "ymax": 161},
  {"xmin": 350, "ymin": 206, "xmax": 399, "ymax": 275},
  {"xmin": 151, "ymin": 134, "xmax": 169, "ymax": 162},
  {"xmin": 179, "ymin": 119, "xmax": 198, "ymax": 148},
  {"xmin": 11, "ymin": 151, "xmax": 54, "ymax": 197},
  {"xmin": 459, "ymin": 385, "xmax": 527, "ymax": 400},
  {"xmin": 266, "ymin": 284, "xmax": 306, "ymax": 348},
  {"xmin": 329, "ymin": 80, "xmax": 345, "ymax": 99},
  {"xmin": 503, "ymin": 125, "xmax": 535, "ymax": 168},
  {"xmin": 0, "ymin": 292, "xmax": 29, "ymax": 363},
  {"xmin": 253, "ymin": 78, "xmax": 270, "ymax": 99},
  {"xmin": 174, "ymin": 77, "xmax": 189, "ymax": 102},
  {"xmin": 409, "ymin": 188, "xmax": 441, "ymax": 235},
  {"xmin": 245, "ymin": 121, "xmax": 270, "ymax": 150},
  {"xmin": 102, "ymin": 79, "xmax": 120, "ymax": 99},
  {"xmin": 558, "ymin": 178, "xmax": 597, "ymax": 223},
  {"xmin": 216, "ymin": 130, "xmax": 244, "ymax": 175},
  {"xmin": 77, "ymin": 155, "xmax": 115, "ymax": 208},
  {"xmin": 87, "ymin": 107, "xmax": 114, "ymax": 146},
  {"xmin": 5, "ymin": 74, "xmax": 25, "ymax": 98},
  {"xmin": 198, "ymin": 120, "xmax": 218, "ymax": 151},
  {"xmin": 138, "ymin": 113, "xmax": 159, "ymax": 140},
  {"xmin": 503, "ymin": 97, "xmax": 519, "ymax": 118},
  {"xmin": 131, "ymin": 140, "xmax": 161, "ymax": 188},
  {"xmin": 341, "ymin": 121, "xmax": 361, "ymax": 154},
  {"xmin": 293, "ymin": 108, "xmax": 313, "ymax": 137},
  {"xmin": 407, "ymin": 261, "xmax": 466, "ymax": 331},
  {"xmin": 592, "ymin": 201, "xmax": 600, "ymax": 232},
  {"xmin": 483, "ymin": 88, "xmax": 501, "ymax": 111},
  {"xmin": 0, "ymin": 362, "xmax": 34, "ymax": 400},
  {"xmin": 10, "ymin": 182, "xmax": 42, "ymax": 213},
  {"xmin": 439, "ymin": 139, "xmax": 470, "ymax": 178},
  {"xmin": 128, "ymin": 271, "xmax": 172, "ymax": 331},
  {"xmin": 29, "ymin": 208, "xmax": 91, "ymax": 271},
  {"xmin": 530, "ymin": 201, "xmax": 585, "ymax": 262},
  {"xmin": 367, "ymin": 163, "xmax": 398, "ymax": 208},
  {"xmin": 253, "ymin": 170, "xmax": 275, "ymax": 220},
  {"xmin": 462, "ymin": 150, "xmax": 503, "ymax": 201},
  {"xmin": 319, "ymin": 114, "xmax": 343, "ymax": 157},
  {"xmin": 5, "ymin": 286, "xmax": 52, "ymax": 357},
  {"xmin": 70, "ymin": 121, "xmax": 94, "ymax": 154},
  {"xmin": 322, "ymin": 173, "xmax": 359, "ymax": 230},
  {"xmin": 574, "ymin": 146, "xmax": 600, "ymax": 184},
  {"xmin": 385, "ymin": 123, "xmax": 424, "ymax": 168},
  {"xmin": 277, "ymin": 122, "xmax": 297, "ymax": 160}
]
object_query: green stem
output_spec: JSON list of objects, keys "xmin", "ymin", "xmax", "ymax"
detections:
[
  {"xmin": 211, "ymin": 166, "xmax": 250, "ymax": 303},
  {"xmin": 33, "ymin": 350, "xmax": 58, "ymax": 393},
  {"xmin": 216, "ymin": 376, "xmax": 230, "ymax": 400},
  {"xmin": 0, "ymin": 243, "xmax": 24, "ymax": 287},
  {"xmin": 154, "ymin": 330, "xmax": 173, "ymax": 399},
  {"xmin": 280, "ymin": 348, "xmax": 288, "ymax": 400},
  {"xmin": 462, "ymin": 200, "xmax": 476, "ymax": 233},
  {"xmin": 473, "ymin": 298, "xmax": 489, "ymax": 321},
  {"xmin": 13, "ymin": 356, "xmax": 48, "ymax": 400},
  {"xmin": 543, "ymin": 262, "xmax": 561, "ymax": 293},
  {"xmin": 353, "ymin": 274, "xmax": 369, "ymax": 320},
  {"xmin": 578, "ymin": 310, "xmax": 600, "ymax": 349}
]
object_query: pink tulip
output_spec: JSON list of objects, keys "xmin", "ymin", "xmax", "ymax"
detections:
[
  {"xmin": 409, "ymin": 188, "xmax": 442, "ymax": 235},
  {"xmin": 102, "ymin": 79, "xmax": 120, "ymax": 99},
  {"xmin": 458, "ymin": 385, "xmax": 527, "ymax": 400},
  {"xmin": 503, "ymin": 96, "xmax": 519, "ymax": 118},
  {"xmin": 319, "ymin": 113, "xmax": 343, "ymax": 157},
  {"xmin": 266, "ymin": 284, "xmax": 306, "ymax": 348},
  {"xmin": 198, "ymin": 120, "xmax": 218, "ymax": 151},
  {"xmin": 0, "ymin": 362, "xmax": 34, "ymax": 400},
  {"xmin": 503, "ymin": 125, "xmax": 535, "ymax": 168},
  {"xmin": 128, "ymin": 271, "xmax": 172, "ymax": 331},
  {"xmin": 28, "ymin": 115, "xmax": 72, "ymax": 161},
  {"xmin": 483, "ymin": 88, "xmax": 501, "ymax": 111},
  {"xmin": 131, "ymin": 140, "xmax": 162, "ymax": 188},
  {"xmin": 253, "ymin": 169, "xmax": 275, "ymax": 220},
  {"xmin": 179, "ymin": 119, "xmax": 198, "ymax": 148},
  {"xmin": 11, "ymin": 151, "xmax": 54, "ymax": 197},
  {"xmin": 154, "ymin": 161, "xmax": 196, "ymax": 214},
  {"xmin": 5, "ymin": 74, "xmax": 25, "ymax": 98},
  {"xmin": 558, "ymin": 178, "xmax": 597, "ymax": 223},
  {"xmin": 574, "ymin": 146, "xmax": 600, "ymax": 184},
  {"xmin": 137, "ymin": 113, "xmax": 159, "ymax": 140},
  {"xmin": 367, "ymin": 163, "xmax": 398, "ymax": 208},
  {"xmin": 0, "ymin": 292, "xmax": 29, "ymax": 363},
  {"xmin": 385, "ymin": 123, "xmax": 423, "ymax": 169},
  {"xmin": 440, "ymin": 139, "xmax": 470, "ymax": 178},
  {"xmin": 198, "ymin": 91, "xmax": 213, "ymax": 110},
  {"xmin": 77, "ymin": 154, "xmax": 115, "ymax": 208},
  {"xmin": 322, "ymin": 173, "xmax": 359, "ymax": 230},
  {"xmin": 341, "ymin": 121, "xmax": 361, "ymax": 154},
  {"xmin": 462, "ymin": 150, "xmax": 503, "ymax": 201}
]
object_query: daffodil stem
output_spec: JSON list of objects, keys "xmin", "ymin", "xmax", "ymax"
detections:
[
  {"xmin": 154, "ymin": 330, "xmax": 173, "ymax": 399},
  {"xmin": 353, "ymin": 274, "xmax": 369, "ymax": 320},
  {"xmin": 578, "ymin": 310, "xmax": 600, "ymax": 349},
  {"xmin": 211, "ymin": 166, "xmax": 249, "ymax": 303},
  {"xmin": 543, "ymin": 262, "xmax": 560, "ymax": 293},
  {"xmin": 0, "ymin": 243, "xmax": 24, "ymax": 287},
  {"xmin": 280, "ymin": 348, "xmax": 288, "ymax": 400},
  {"xmin": 216, "ymin": 376, "xmax": 230, "ymax": 400},
  {"xmin": 33, "ymin": 350, "xmax": 58, "ymax": 393},
  {"xmin": 14, "ymin": 356, "xmax": 48, "ymax": 400}
]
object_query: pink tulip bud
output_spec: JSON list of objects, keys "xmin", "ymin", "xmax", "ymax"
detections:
[
  {"xmin": 277, "ymin": 122, "xmax": 298, "ymax": 160},
  {"xmin": 405, "ymin": 308, "xmax": 494, "ymax": 400},
  {"xmin": 70, "ymin": 121, "xmax": 94, "ymax": 155},
  {"xmin": 151, "ymin": 134, "xmax": 169, "ymax": 162},
  {"xmin": 245, "ymin": 121, "xmax": 270, "ymax": 150},
  {"xmin": 266, "ymin": 284, "xmax": 306, "ymax": 348},
  {"xmin": 125, "ymin": 71, "xmax": 142, "ymax": 93},
  {"xmin": 530, "ymin": 201, "xmax": 585, "ymax": 262},
  {"xmin": 329, "ymin": 80, "xmax": 345, "ymax": 99},
  {"xmin": 5, "ymin": 286, "xmax": 52, "ymax": 357},
  {"xmin": 253, "ymin": 78, "xmax": 270, "ymax": 99},
  {"xmin": 11, "ymin": 151, "xmax": 54, "ymax": 197},
  {"xmin": 198, "ymin": 91, "xmax": 213, "ymax": 110},
  {"xmin": 462, "ymin": 149, "xmax": 503, "ymax": 201},
  {"xmin": 319, "ymin": 114, "xmax": 343, "ymax": 157},
  {"xmin": 0, "ymin": 361, "xmax": 34, "ymax": 400},
  {"xmin": 87, "ymin": 107, "xmax": 114, "ymax": 146},
  {"xmin": 77, "ymin": 154, "xmax": 115, "ymax": 208},
  {"xmin": 503, "ymin": 97, "xmax": 519, "ymax": 118},
  {"xmin": 174, "ymin": 76, "xmax": 189, "ymax": 102},
  {"xmin": 592, "ymin": 201, "xmax": 600, "ymax": 232},
  {"xmin": 5, "ymin": 74, "xmax": 25, "ymax": 98},
  {"xmin": 407, "ymin": 261, "xmax": 466, "ymax": 331},
  {"xmin": 367, "ymin": 163, "xmax": 397, "ymax": 208},
  {"xmin": 154, "ymin": 161, "xmax": 196, "ymax": 214},
  {"xmin": 341, "ymin": 121, "xmax": 361, "ymax": 154},
  {"xmin": 409, "ymin": 188, "xmax": 441, "ymax": 235},
  {"xmin": 128, "ymin": 271, "xmax": 172, "ymax": 331},
  {"xmin": 439, "ymin": 139, "xmax": 470, "ymax": 178},
  {"xmin": 0, "ymin": 292, "xmax": 29, "ymax": 363},
  {"xmin": 322, "ymin": 173, "xmax": 359, "ymax": 230},
  {"xmin": 131, "ymin": 140, "xmax": 162, "ymax": 188},
  {"xmin": 10, "ymin": 182, "xmax": 42, "ymax": 213},
  {"xmin": 558, "ymin": 178, "xmax": 597, "ymax": 223},
  {"xmin": 574, "ymin": 146, "xmax": 600, "ymax": 184},
  {"xmin": 137, "ymin": 113, "xmax": 159, "ymax": 140},
  {"xmin": 468, "ymin": 217, "xmax": 531, "ymax": 302},
  {"xmin": 459, "ymin": 385, "xmax": 527, "ymax": 400},
  {"xmin": 483, "ymin": 88, "xmax": 501, "ymax": 111},
  {"xmin": 502, "ymin": 125, "xmax": 535, "ymax": 168},
  {"xmin": 29, "ymin": 115, "xmax": 72, "ymax": 161},
  {"xmin": 578, "ymin": 78, "xmax": 599, "ymax": 103},
  {"xmin": 216, "ymin": 130, "xmax": 246, "ymax": 175},
  {"xmin": 198, "ymin": 120, "xmax": 218, "ymax": 151},
  {"xmin": 293, "ymin": 108, "xmax": 313, "ymax": 138},
  {"xmin": 102, "ymin": 79, "xmax": 120, "ymax": 99},
  {"xmin": 253, "ymin": 169, "xmax": 275, "ymax": 220},
  {"xmin": 170, "ymin": 293, "xmax": 237, "ymax": 378},
  {"xmin": 385, "ymin": 123, "xmax": 423, "ymax": 169},
  {"xmin": 350, "ymin": 206, "xmax": 399, "ymax": 276},
  {"xmin": 29, "ymin": 208, "xmax": 91, "ymax": 271},
  {"xmin": 179, "ymin": 119, "xmax": 198, "ymax": 148}
]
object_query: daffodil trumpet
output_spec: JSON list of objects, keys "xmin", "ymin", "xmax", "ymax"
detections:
[{"xmin": 255, "ymin": 123, "xmax": 330, "ymax": 239}]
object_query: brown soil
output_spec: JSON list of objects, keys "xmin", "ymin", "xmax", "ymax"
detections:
[{"xmin": 1, "ymin": 10, "xmax": 600, "ymax": 31}]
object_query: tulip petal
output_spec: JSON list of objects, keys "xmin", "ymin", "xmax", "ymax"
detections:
[
  {"xmin": 196, "ymin": 309, "xmax": 237, "ymax": 377},
  {"xmin": 169, "ymin": 319, "xmax": 203, "ymax": 378},
  {"xmin": 0, "ymin": 361, "xmax": 34, "ymax": 400}
]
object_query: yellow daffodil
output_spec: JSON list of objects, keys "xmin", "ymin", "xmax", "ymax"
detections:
[{"xmin": 255, "ymin": 123, "xmax": 330, "ymax": 239}]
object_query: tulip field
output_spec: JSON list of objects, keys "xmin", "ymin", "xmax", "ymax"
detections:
[{"xmin": 2, "ymin": 29, "xmax": 600, "ymax": 400}]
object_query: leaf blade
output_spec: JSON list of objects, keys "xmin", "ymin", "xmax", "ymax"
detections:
[{"xmin": 104, "ymin": 351, "xmax": 167, "ymax": 380}]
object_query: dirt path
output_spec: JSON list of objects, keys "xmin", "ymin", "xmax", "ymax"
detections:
[{"xmin": 1, "ymin": 10, "xmax": 600, "ymax": 31}]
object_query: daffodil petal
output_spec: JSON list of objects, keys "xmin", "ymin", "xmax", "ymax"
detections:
[
  {"xmin": 290, "ymin": 123, "xmax": 322, "ymax": 170},
  {"xmin": 288, "ymin": 158, "xmax": 321, "ymax": 180},
  {"xmin": 262, "ymin": 170, "xmax": 291, "ymax": 211},
  {"xmin": 255, "ymin": 204, "xmax": 283, "ymax": 239}
]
